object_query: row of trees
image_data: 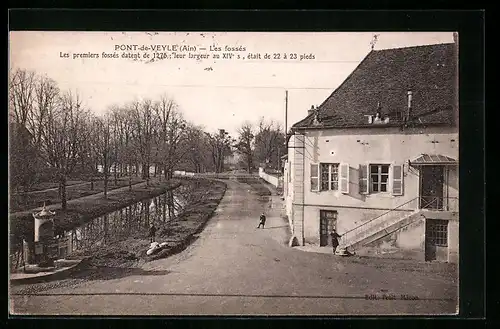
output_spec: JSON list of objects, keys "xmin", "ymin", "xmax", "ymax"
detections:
[
  {"xmin": 9, "ymin": 68, "xmax": 287, "ymax": 210},
  {"xmin": 9, "ymin": 68, "xmax": 241, "ymax": 210},
  {"xmin": 234, "ymin": 118, "xmax": 287, "ymax": 173}
]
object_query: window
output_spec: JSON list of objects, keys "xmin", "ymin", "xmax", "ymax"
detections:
[
  {"xmin": 370, "ymin": 164, "xmax": 390, "ymax": 193},
  {"xmin": 360, "ymin": 164, "xmax": 404, "ymax": 195},
  {"xmin": 426, "ymin": 219, "xmax": 448, "ymax": 246},
  {"xmin": 310, "ymin": 163, "xmax": 319, "ymax": 191},
  {"xmin": 320, "ymin": 163, "xmax": 339, "ymax": 191}
]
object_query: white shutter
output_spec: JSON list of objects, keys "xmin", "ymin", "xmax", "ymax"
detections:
[
  {"xmin": 392, "ymin": 164, "xmax": 404, "ymax": 196},
  {"xmin": 359, "ymin": 164, "xmax": 369, "ymax": 194},
  {"xmin": 310, "ymin": 163, "xmax": 319, "ymax": 192},
  {"xmin": 340, "ymin": 163, "xmax": 349, "ymax": 194}
]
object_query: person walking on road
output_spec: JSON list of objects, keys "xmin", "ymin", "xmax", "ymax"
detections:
[
  {"xmin": 257, "ymin": 212, "xmax": 266, "ymax": 229},
  {"xmin": 148, "ymin": 223, "xmax": 157, "ymax": 243},
  {"xmin": 330, "ymin": 229, "xmax": 342, "ymax": 254}
]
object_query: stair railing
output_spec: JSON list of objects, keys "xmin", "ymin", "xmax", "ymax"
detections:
[
  {"xmin": 339, "ymin": 195, "xmax": 451, "ymax": 248},
  {"xmin": 339, "ymin": 195, "xmax": 459, "ymax": 249},
  {"xmin": 339, "ymin": 197, "xmax": 420, "ymax": 248}
]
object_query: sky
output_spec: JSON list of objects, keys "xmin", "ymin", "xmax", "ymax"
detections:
[{"xmin": 9, "ymin": 31, "xmax": 454, "ymax": 137}]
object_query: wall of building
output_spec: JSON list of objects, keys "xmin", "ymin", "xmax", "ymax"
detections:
[
  {"xmin": 447, "ymin": 218, "xmax": 459, "ymax": 263},
  {"xmin": 286, "ymin": 126, "xmax": 459, "ymax": 256},
  {"xmin": 302, "ymin": 205, "xmax": 414, "ymax": 245},
  {"xmin": 446, "ymin": 165, "xmax": 459, "ymax": 211},
  {"xmin": 362, "ymin": 217, "xmax": 426, "ymax": 261},
  {"xmin": 289, "ymin": 134, "xmax": 305, "ymax": 241},
  {"xmin": 301, "ymin": 126, "xmax": 458, "ymax": 211}
]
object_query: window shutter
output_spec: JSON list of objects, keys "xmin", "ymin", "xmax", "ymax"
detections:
[
  {"xmin": 340, "ymin": 163, "xmax": 349, "ymax": 194},
  {"xmin": 392, "ymin": 164, "xmax": 404, "ymax": 196},
  {"xmin": 359, "ymin": 164, "xmax": 369, "ymax": 194},
  {"xmin": 310, "ymin": 163, "xmax": 319, "ymax": 192}
]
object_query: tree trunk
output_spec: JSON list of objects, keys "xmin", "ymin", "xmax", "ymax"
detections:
[
  {"xmin": 162, "ymin": 193, "xmax": 167, "ymax": 222},
  {"xmin": 104, "ymin": 214, "xmax": 109, "ymax": 244},
  {"xmin": 114, "ymin": 163, "xmax": 118, "ymax": 185},
  {"xmin": 142, "ymin": 163, "xmax": 150, "ymax": 186},
  {"xmin": 61, "ymin": 175, "xmax": 67, "ymax": 210},
  {"xmin": 104, "ymin": 163, "xmax": 109, "ymax": 199},
  {"xmin": 167, "ymin": 190, "xmax": 174, "ymax": 220},
  {"xmin": 90, "ymin": 176, "xmax": 94, "ymax": 190},
  {"xmin": 145, "ymin": 200, "xmax": 150, "ymax": 227}
]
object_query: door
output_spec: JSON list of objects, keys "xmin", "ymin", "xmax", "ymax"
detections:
[
  {"xmin": 319, "ymin": 210, "xmax": 338, "ymax": 246},
  {"xmin": 420, "ymin": 166, "xmax": 444, "ymax": 210},
  {"xmin": 425, "ymin": 219, "xmax": 448, "ymax": 261}
]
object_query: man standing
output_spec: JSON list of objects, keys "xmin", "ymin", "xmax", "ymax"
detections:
[
  {"xmin": 257, "ymin": 212, "xmax": 266, "ymax": 229},
  {"xmin": 330, "ymin": 229, "xmax": 342, "ymax": 254},
  {"xmin": 148, "ymin": 223, "xmax": 157, "ymax": 243}
]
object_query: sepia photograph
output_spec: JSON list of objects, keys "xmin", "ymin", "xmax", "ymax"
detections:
[{"xmin": 9, "ymin": 31, "xmax": 459, "ymax": 316}]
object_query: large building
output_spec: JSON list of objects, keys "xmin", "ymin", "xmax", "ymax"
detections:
[{"xmin": 283, "ymin": 43, "xmax": 459, "ymax": 262}]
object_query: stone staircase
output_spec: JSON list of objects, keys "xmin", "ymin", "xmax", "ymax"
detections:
[
  {"xmin": 338, "ymin": 197, "xmax": 423, "ymax": 254},
  {"xmin": 337, "ymin": 196, "xmax": 458, "ymax": 254},
  {"xmin": 338, "ymin": 210, "xmax": 425, "ymax": 253}
]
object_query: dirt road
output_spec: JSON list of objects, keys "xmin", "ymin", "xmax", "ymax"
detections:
[{"xmin": 10, "ymin": 178, "xmax": 458, "ymax": 316}]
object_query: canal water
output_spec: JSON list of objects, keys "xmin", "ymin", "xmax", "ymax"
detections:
[
  {"xmin": 10, "ymin": 184, "xmax": 195, "ymax": 271},
  {"xmin": 62, "ymin": 187, "xmax": 188, "ymax": 256}
]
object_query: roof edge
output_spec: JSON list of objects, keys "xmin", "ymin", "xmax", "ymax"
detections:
[
  {"xmin": 372, "ymin": 42, "xmax": 455, "ymax": 53},
  {"xmin": 291, "ymin": 122, "xmax": 455, "ymax": 131},
  {"xmin": 292, "ymin": 49, "xmax": 376, "ymax": 129}
]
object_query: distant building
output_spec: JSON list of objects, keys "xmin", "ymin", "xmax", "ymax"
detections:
[{"xmin": 283, "ymin": 43, "xmax": 458, "ymax": 262}]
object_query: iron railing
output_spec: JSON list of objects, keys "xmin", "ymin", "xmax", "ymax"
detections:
[{"xmin": 339, "ymin": 196, "xmax": 459, "ymax": 249}]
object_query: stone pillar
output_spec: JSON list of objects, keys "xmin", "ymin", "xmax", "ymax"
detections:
[{"xmin": 31, "ymin": 204, "xmax": 56, "ymax": 266}]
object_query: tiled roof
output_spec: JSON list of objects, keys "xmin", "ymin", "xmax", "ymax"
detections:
[
  {"xmin": 411, "ymin": 154, "xmax": 457, "ymax": 165},
  {"xmin": 293, "ymin": 43, "xmax": 457, "ymax": 129}
]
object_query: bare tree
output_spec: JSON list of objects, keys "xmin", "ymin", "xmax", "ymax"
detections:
[
  {"xmin": 39, "ymin": 91, "xmax": 87, "ymax": 209},
  {"xmin": 234, "ymin": 122, "xmax": 255, "ymax": 173},
  {"xmin": 9, "ymin": 69, "xmax": 36, "ymax": 128},
  {"xmin": 94, "ymin": 114, "xmax": 112, "ymax": 198},
  {"xmin": 79, "ymin": 114, "xmax": 99, "ymax": 190},
  {"xmin": 254, "ymin": 117, "xmax": 286, "ymax": 171},
  {"xmin": 153, "ymin": 95, "xmax": 188, "ymax": 180},
  {"xmin": 129, "ymin": 99, "xmax": 157, "ymax": 186},
  {"xmin": 206, "ymin": 129, "xmax": 234, "ymax": 173},
  {"xmin": 183, "ymin": 125, "xmax": 211, "ymax": 173},
  {"xmin": 9, "ymin": 70, "xmax": 37, "ymax": 192}
]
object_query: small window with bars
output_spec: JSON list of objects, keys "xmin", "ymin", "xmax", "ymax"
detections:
[{"xmin": 427, "ymin": 219, "xmax": 448, "ymax": 246}]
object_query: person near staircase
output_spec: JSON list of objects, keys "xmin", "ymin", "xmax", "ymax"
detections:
[{"xmin": 330, "ymin": 229, "xmax": 342, "ymax": 254}]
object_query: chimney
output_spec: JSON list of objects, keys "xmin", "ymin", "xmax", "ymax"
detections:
[
  {"xmin": 407, "ymin": 90, "xmax": 413, "ymax": 121},
  {"xmin": 308, "ymin": 105, "xmax": 315, "ymax": 116}
]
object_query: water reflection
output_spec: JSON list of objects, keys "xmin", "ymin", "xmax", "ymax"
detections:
[{"xmin": 66, "ymin": 188, "xmax": 187, "ymax": 254}]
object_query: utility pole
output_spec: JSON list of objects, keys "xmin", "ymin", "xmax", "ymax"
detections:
[
  {"xmin": 283, "ymin": 89, "xmax": 288, "ymax": 173},
  {"xmin": 285, "ymin": 90, "xmax": 288, "ymax": 136}
]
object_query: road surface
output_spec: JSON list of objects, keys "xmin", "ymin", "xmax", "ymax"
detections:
[{"xmin": 10, "ymin": 178, "xmax": 458, "ymax": 316}]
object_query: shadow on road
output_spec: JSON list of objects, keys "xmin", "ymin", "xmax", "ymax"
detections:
[
  {"xmin": 263, "ymin": 225, "xmax": 289, "ymax": 230},
  {"xmin": 69, "ymin": 266, "xmax": 172, "ymax": 281}
]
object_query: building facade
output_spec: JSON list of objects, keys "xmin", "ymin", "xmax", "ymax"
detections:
[{"xmin": 283, "ymin": 43, "xmax": 459, "ymax": 262}]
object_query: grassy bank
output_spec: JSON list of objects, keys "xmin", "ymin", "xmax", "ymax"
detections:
[
  {"xmin": 9, "ymin": 177, "xmax": 145, "ymax": 212},
  {"xmin": 12, "ymin": 180, "xmax": 86, "ymax": 195},
  {"xmin": 9, "ymin": 179, "xmax": 181, "ymax": 248},
  {"xmin": 66, "ymin": 179, "xmax": 227, "ymax": 267}
]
